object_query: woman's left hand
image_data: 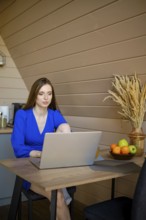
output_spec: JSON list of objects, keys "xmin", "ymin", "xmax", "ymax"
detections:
[{"xmin": 29, "ymin": 150, "xmax": 42, "ymax": 158}]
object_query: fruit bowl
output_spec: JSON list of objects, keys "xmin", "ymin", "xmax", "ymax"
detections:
[{"xmin": 110, "ymin": 151, "xmax": 135, "ymax": 160}]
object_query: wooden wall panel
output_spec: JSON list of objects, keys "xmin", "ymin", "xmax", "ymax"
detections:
[
  {"xmin": 25, "ymin": 56, "xmax": 146, "ymax": 85},
  {"xmin": 0, "ymin": 0, "xmax": 15, "ymax": 13},
  {"xmin": 0, "ymin": 67, "xmax": 20, "ymax": 78},
  {"xmin": 0, "ymin": 36, "xmax": 28, "ymax": 109},
  {"xmin": 18, "ymin": 36, "xmax": 145, "ymax": 77},
  {"xmin": 0, "ymin": 78, "xmax": 26, "ymax": 89},
  {"xmin": 54, "ymin": 79, "xmax": 112, "ymax": 94},
  {"xmin": 60, "ymin": 106, "xmax": 121, "ymax": 119},
  {"xmin": 0, "ymin": 0, "xmax": 39, "ymax": 28},
  {"xmin": 65, "ymin": 116, "xmax": 131, "ymax": 134},
  {"xmin": 0, "ymin": 0, "xmax": 71, "ymax": 38},
  {"xmin": 0, "ymin": 88, "xmax": 27, "ymax": 99},
  {"xmin": 116, "ymin": 177, "xmax": 138, "ymax": 197},
  {"xmin": 0, "ymin": 0, "xmax": 146, "ymax": 121},
  {"xmin": 56, "ymin": 94, "xmax": 113, "ymax": 106},
  {"xmin": 14, "ymin": 13, "xmax": 146, "ymax": 67},
  {"xmin": 5, "ymin": 0, "xmax": 145, "ymax": 56},
  {"xmin": 3, "ymin": 0, "xmax": 115, "ymax": 48},
  {"xmin": 75, "ymin": 181, "xmax": 112, "ymax": 205}
]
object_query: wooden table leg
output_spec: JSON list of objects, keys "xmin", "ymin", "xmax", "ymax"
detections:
[
  {"xmin": 8, "ymin": 176, "xmax": 23, "ymax": 220},
  {"xmin": 50, "ymin": 190, "xmax": 57, "ymax": 220}
]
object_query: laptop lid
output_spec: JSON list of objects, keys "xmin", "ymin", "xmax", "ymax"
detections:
[{"xmin": 30, "ymin": 131, "xmax": 102, "ymax": 169}]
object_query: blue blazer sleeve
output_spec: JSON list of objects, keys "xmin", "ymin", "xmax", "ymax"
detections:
[
  {"xmin": 53, "ymin": 110, "xmax": 67, "ymax": 128},
  {"xmin": 11, "ymin": 110, "xmax": 42, "ymax": 158}
]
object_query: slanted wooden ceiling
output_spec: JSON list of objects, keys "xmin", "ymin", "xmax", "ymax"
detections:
[{"xmin": 0, "ymin": 0, "xmax": 146, "ymax": 119}]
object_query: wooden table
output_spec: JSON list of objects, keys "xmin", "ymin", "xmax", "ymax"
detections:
[
  {"xmin": 0, "ymin": 127, "xmax": 12, "ymax": 134},
  {"xmin": 0, "ymin": 151, "xmax": 144, "ymax": 220}
]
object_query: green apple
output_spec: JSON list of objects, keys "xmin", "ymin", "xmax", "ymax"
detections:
[
  {"xmin": 118, "ymin": 139, "xmax": 129, "ymax": 147},
  {"xmin": 129, "ymin": 145, "xmax": 137, "ymax": 154}
]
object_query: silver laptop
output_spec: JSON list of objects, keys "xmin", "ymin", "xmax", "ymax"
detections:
[{"xmin": 30, "ymin": 131, "xmax": 102, "ymax": 169}]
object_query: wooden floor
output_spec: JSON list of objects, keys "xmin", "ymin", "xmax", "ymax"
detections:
[{"xmin": 0, "ymin": 199, "xmax": 85, "ymax": 220}]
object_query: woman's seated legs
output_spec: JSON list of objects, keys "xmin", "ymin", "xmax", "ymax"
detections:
[{"xmin": 30, "ymin": 184, "xmax": 71, "ymax": 220}]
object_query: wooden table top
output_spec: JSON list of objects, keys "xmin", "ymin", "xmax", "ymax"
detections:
[
  {"xmin": 0, "ymin": 127, "xmax": 12, "ymax": 134},
  {"xmin": 0, "ymin": 151, "xmax": 144, "ymax": 192}
]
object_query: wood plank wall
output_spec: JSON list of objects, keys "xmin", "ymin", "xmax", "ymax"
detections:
[
  {"xmin": 0, "ymin": 0, "xmax": 146, "ymax": 206},
  {"xmin": 0, "ymin": 0, "xmax": 146, "ymax": 120},
  {"xmin": 0, "ymin": 35, "xmax": 28, "ymax": 121}
]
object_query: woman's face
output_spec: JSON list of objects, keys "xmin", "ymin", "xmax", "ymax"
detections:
[{"xmin": 35, "ymin": 84, "xmax": 52, "ymax": 108}]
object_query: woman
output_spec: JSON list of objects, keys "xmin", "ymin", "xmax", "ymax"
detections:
[{"xmin": 11, "ymin": 77, "xmax": 71, "ymax": 220}]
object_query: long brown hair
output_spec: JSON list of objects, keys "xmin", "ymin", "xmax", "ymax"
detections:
[{"xmin": 23, "ymin": 78, "xmax": 59, "ymax": 110}]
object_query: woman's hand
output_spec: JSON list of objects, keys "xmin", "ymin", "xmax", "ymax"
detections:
[
  {"xmin": 56, "ymin": 123, "xmax": 71, "ymax": 133},
  {"xmin": 29, "ymin": 150, "xmax": 42, "ymax": 158}
]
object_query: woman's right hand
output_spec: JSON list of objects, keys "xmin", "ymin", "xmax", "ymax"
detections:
[{"xmin": 29, "ymin": 150, "xmax": 41, "ymax": 158}]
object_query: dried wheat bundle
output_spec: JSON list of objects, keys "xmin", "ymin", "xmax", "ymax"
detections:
[{"xmin": 104, "ymin": 74, "xmax": 146, "ymax": 130}]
